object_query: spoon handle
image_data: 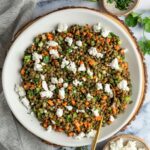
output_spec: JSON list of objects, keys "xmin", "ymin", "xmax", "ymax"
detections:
[{"xmin": 91, "ymin": 116, "xmax": 103, "ymax": 150}]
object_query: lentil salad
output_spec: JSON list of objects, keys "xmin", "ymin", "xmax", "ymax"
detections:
[{"xmin": 15, "ymin": 23, "xmax": 132, "ymax": 139}]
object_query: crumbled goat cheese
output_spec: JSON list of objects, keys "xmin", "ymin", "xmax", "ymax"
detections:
[
  {"xmin": 57, "ymin": 23, "xmax": 68, "ymax": 32},
  {"xmin": 110, "ymin": 58, "xmax": 120, "ymax": 70},
  {"xmin": 76, "ymin": 109, "xmax": 85, "ymax": 113},
  {"xmin": 96, "ymin": 52, "xmax": 103, "ymax": 58},
  {"xmin": 15, "ymin": 84, "xmax": 26, "ymax": 97},
  {"xmin": 34, "ymin": 63, "xmax": 43, "ymax": 72},
  {"xmin": 51, "ymin": 120, "xmax": 56, "ymax": 124},
  {"xmin": 88, "ymin": 47, "xmax": 97, "ymax": 57},
  {"xmin": 49, "ymin": 84, "xmax": 56, "ymax": 91},
  {"xmin": 110, "ymin": 138, "xmax": 124, "ymax": 150},
  {"xmin": 86, "ymin": 129, "xmax": 96, "ymax": 138},
  {"xmin": 59, "ymin": 87, "xmax": 65, "ymax": 99},
  {"xmin": 75, "ymin": 132, "xmax": 86, "ymax": 140},
  {"xmin": 110, "ymin": 115, "xmax": 115, "ymax": 122},
  {"xmin": 42, "ymin": 80, "xmax": 49, "ymax": 91},
  {"xmin": 47, "ymin": 125, "xmax": 52, "ymax": 132},
  {"xmin": 47, "ymin": 41, "xmax": 58, "ymax": 47},
  {"xmin": 105, "ymin": 84, "xmax": 113, "ymax": 97},
  {"xmin": 118, "ymin": 80, "xmax": 129, "ymax": 91},
  {"xmin": 101, "ymin": 28, "xmax": 110, "ymax": 37},
  {"xmin": 78, "ymin": 63, "xmax": 86, "ymax": 72},
  {"xmin": 32, "ymin": 52, "xmax": 42, "ymax": 63},
  {"xmin": 51, "ymin": 77, "xmax": 58, "ymax": 84},
  {"xmin": 110, "ymin": 138, "xmax": 145, "ymax": 150},
  {"xmin": 87, "ymin": 68, "xmax": 93, "ymax": 77},
  {"xmin": 67, "ymin": 61, "xmax": 77, "ymax": 74},
  {"xmin": 63, "ymin": 83, "xmax": 68, "ymax": 88},
  {"xmin": 40, "ymin": 90, "xmax": 53, "ymax": 98},
  {"xmin": 58, "ymin": 78, "xmax": 64, "ymax": 84},
  {"xmin": 40, "ymin": 74, "xmax": 45, "ymax": 80},
  {"xmin": 92, "ymin": 109, "xmax": 99, "ymax": 117},
  {"xmin": 56, "ymin": 108, "xmax": 63, "ymax": 117},
  {"xmin": 73, "ymin": 79, "xmax": 82, "ymax": 87},
  {"xmin": 65, "ymin": 37, "xmax": 73, "ymax": 46},
  {"xmin": 76, "ymin": 40, "xmax": 82, "ymax": 47},
  {"xmin": 21, "ymin": 97, "xmax": 30, "ymax": 109},
  {"xmin": 93, "ymin": 22, "xmax": 101, "ymax": 32},
  {"xmin": 88, "ymin": 47, "xmax": 103, "ymax": 58},
  {"xmin": 86, "ymin": 93, "xmax": 93, "ymax": 101},
  {"xmin": 61, "ymin": 57, "xmax": 69, "ymax": 68},
  {"xmin": 96, "ymin": 82, "xmax": 103, "ymax": 90},
  {"xmin": 49, "ymin": 50, "xmax": 59, "ymax": 58},
  {"xmin": 66, "ymin": 106, "xmax": 73, "ymax": 111}
]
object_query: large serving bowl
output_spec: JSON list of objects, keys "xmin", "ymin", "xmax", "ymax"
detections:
[{"xmin": 2, "ymin": 7, "xmax": 146, "ymax": 147}]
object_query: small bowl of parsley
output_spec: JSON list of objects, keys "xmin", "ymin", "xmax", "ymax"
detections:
[{"xmin": 102, "ymin": 0, "xmax": 140, "ymax": 16}]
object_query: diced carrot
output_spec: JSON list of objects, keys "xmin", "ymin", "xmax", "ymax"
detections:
[
  {"xmin": 79, "ymin": 61, "xmax": 84, "ymax": 65},
  {"xmin": 43, "ymin": 120, "xmax": 48, "ymax": 128},
  {"xmin": 102, "ymin": 95, "xmax": 107, "ymax": 101},
  {"xmin": 84, "ymin": 122, "xmax": 91, "ymax": 128},
  {"xmin": 85, "ymin": 101, "xmax": 89, "ymax": 106},
  {"xmin": 62, "ymin": 102, "xmax": 67, "ymax": 107},
  {"xmin": 68, "ymin": 132, "xmax": 75, "ymax": 137},
  {"xmin": 114, "ymin": 45, "xmax": 120, "ymax": 50},
  {"xmin": 23, "ymin": 82, "xmax": 31, "ymax": 90},
  {"xmin": 88, "ymin": 58, "xmax": 97, "ymax": 66},
  {"xmin": 47, "ymin": 33, "xmax": 53, "ymax": 40},
  {"xmin": 20, "ymin": 68, "xmax": 25, "ymax": 76},
  {"xmin": 68, "ymin": 84, "xmax": 73, "ymax": 91},
  {"xmin": 112, "ymin": 106, "xmax": 117, "ymax": 115},
  {"xmin": 120, "ymin": 49, "xmax": 125, "ymax": 55},
  {"xmin": 56, "ymin": 127, "xmax": 63, "ymax": 132},
  {"xmin": 74, "ymin": 121, "xmax": 81, "ymax": 132},
  {"xmin": 95, "ymin": 116, "xmax": 102, "ymax": 121},
  {"xmin": 47, "ymin": 100, "xmax": 54, "ymax": 106},
  {"xmin": 71, "ymin": 99, "xmax": 76, "ymax": 106}
]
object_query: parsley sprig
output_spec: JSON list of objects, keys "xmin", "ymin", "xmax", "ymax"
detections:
[{"xmin": 125, "ymin": 12, "xmax": 150, "ymax": 55}]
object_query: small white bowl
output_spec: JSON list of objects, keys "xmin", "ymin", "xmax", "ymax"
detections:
[
  {"xmin": 102, "ymin": 0, "xmax": 140, "ymax": 16},
  {"xmin": 103, "ymin": 134, "xmax": 150, "ymax": 150}
]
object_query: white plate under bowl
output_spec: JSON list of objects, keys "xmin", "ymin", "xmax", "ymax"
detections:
[{"xmin": 2, "ymin": 7, "xmax": 146, "ymax": 147}]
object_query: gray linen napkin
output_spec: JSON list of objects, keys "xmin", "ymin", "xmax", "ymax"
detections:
[{"xmin": 0, "ymin": 0, "xmax": 54, "ymax": 150}]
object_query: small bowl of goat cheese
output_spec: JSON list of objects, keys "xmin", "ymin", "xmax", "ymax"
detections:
[{"xmin": 103, "ymin": 134, "xmax": 150, "ymax": 150}]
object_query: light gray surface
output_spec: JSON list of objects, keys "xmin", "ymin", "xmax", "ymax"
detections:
[{"xmin": 0, "ymin": 69, "xmax": 2, "ymax": 93}]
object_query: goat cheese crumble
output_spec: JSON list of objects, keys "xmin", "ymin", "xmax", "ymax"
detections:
[
  {"xmin": 110, "ymin": 58, "xmax": 120, "ymax": 70},
  {"xmin": 56, "ymin": 108, "xmax": 63, "ymax": 117},
  {"xmin": 118, "ymin": 80, "xmax": 129, "ymax": 91},
  {"xmin": 57, "ymin": 23, "xmax": 68, "ymax": 32}
]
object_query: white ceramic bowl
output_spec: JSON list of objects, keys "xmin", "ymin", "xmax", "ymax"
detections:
[{"xmin": 2, "ymin": 7, "xmax": 146, "ymax": 147}]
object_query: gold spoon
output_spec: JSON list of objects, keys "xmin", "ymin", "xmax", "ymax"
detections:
[{"xmin": 91, "ymin": 116, "xmax": 103, "ymax": 150}]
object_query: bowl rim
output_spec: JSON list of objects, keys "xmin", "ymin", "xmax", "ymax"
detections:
[
  {"xmin": 2, "ymin": 7, "xmax": 147, "ymax": 146},
  {"xmin": 102, "ymin": 0, "xmax": 140, "ymax": 17},
  {"xmin": 103, "ymin": 134, "xmax": 150, "ymax": 150}
]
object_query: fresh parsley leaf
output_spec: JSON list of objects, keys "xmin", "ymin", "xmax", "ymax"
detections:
[
  {"xmin": 43, "ymin": 56, "xmax": 50, "ymax": 63},
  {"xmin": 138, "ymin": 39, "xmax": 150, "ymax": 54},
  {"xmin": 125, "ymin": 12, "xmax": 140, "ymax": 27},
  {"xmin": 142, "ymin": 17, "xmax": 150, "ymax": 33}
]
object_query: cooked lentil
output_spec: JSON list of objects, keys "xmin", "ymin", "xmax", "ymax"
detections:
[{"xmin": 18, "ymin": 23, "xmax": 132, "ymax": 138}]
